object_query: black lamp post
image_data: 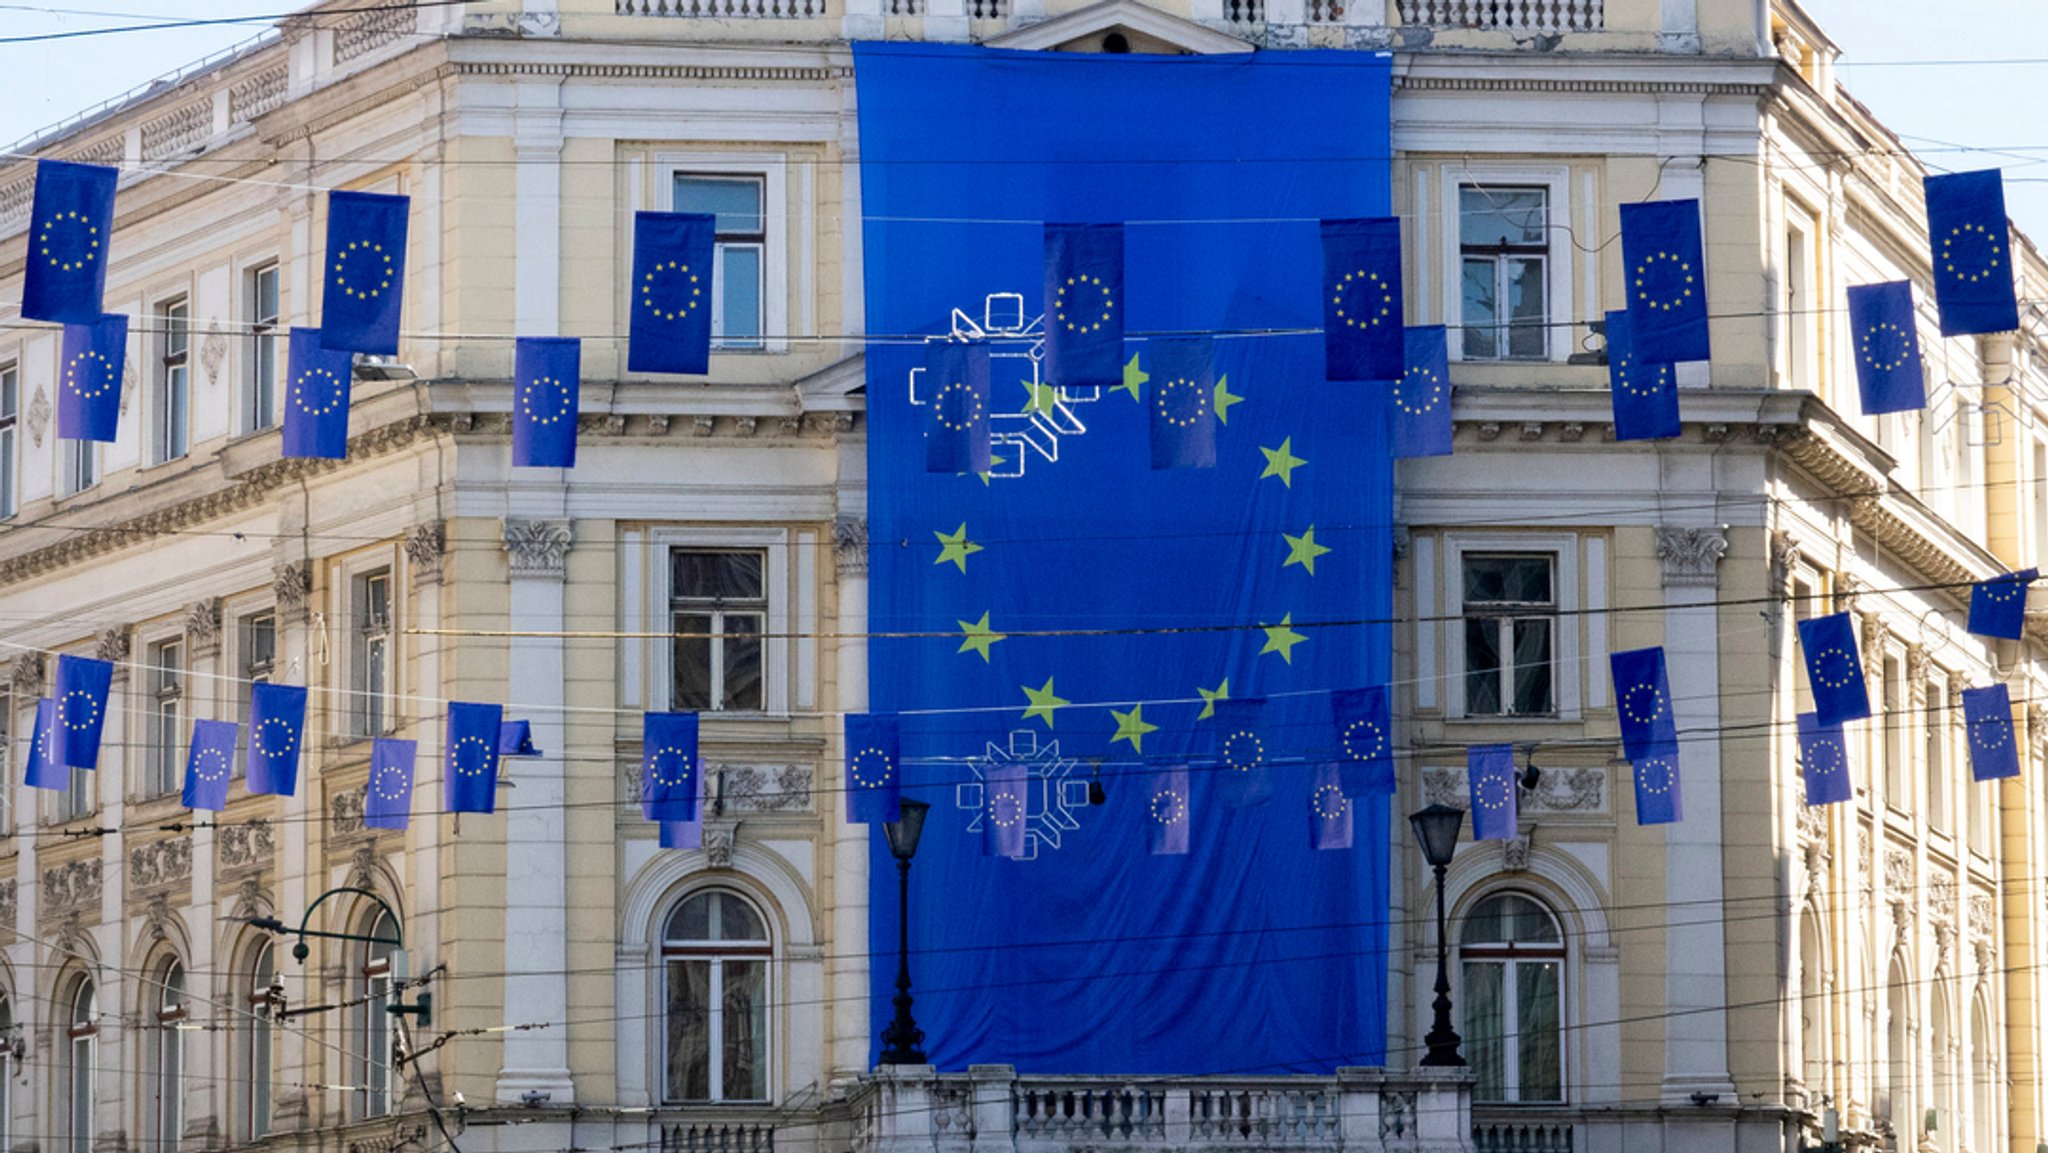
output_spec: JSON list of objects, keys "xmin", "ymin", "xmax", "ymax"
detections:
[
  {"xmin": 878, "ymin": 799, "xmax": 931, "ymax": 1065},
  {"xmin": 1409, "ymin": 803, "xmax": 1466, "ymax": 1068}
]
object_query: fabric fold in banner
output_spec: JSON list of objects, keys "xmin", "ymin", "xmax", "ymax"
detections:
[
  {"xmin": 1925, "ymin": 169, "xmax": 2019, "ymax": 337},
  {"xmin": 365, "ymin": 738, "xmax": 417, "ymax": 830},
  {"xmin": 320, "ymin": 190, "xmax": 409, "ymax": 354},
  {"xmin": 283, "ymin": 328, "xmax": 355, "ymax": 460},
  {"xmin": 1605, "ymin": 308, "xmax": 1679, "ymax": 441},
  {"xmin": 23, "ymin": 699, "xmax": 65, "ymax": 791},
  {"xmin": 246, "ymin": 683, "xmax": 307, "ymax": 796},
  {"xmin": 1331, "ymin": 685, "xmax": 1395, "ymax": 795},
  {"xmin": 844, "ymin": 713, "xmax": 902, "ymax": 824},
  {"xmin": 498, "ymin": 720, "xmax": 541, "ymax": 757},
  {"xmin": 1468, "ymin": 743, "xmax": 1518, "ymax": 841},
  {"xmin": 1797, "ymin": 611, "xmax": 1871, "ymax": 726},
  {"xmin": 181, "ymin": 720, "xmax": 238, "ymax": 812},
  {"xmin": 513, "ymin": 337, "xmax": 581, "ymax": 468},
  {"xmin": 1321, "ymin": 217, "xmax": 1404, "ymax": 380},
  {"xmin": 1212, "ymin": 697, "xmax": 1272, "ymax": 809},
  {"xmin": 983, "ymin": 761, "xmax": 1028, "ymax": 858},
  {"xmin": 1797, "ymin": 712, "xmax": 1853, "ymax": 806},
  {"xmin": 660, "ymin": 815, "xmax": 704, "ymax": 850},
  {"xmin": 1619, "ymin": 199, "xmax": 1710, "ymax": 364},
  {"xmin": 1308, "ymin": 763, "xmax": 1353, "ymax": 850},
  {"xmin": 1610, "ymin": 646, "xmax": 1678, "ymax": 762},
  {"xmin": 641, "ymin": 712, "xmax": 702, "ymax": 823},
  {"xmin": 1847, "ymin": 281, "xmax": 1926, "ymax": 415},
  {"xmin": 1150, "ymin": 336, "xmax": 1217, "ymax": 469},
  {"xmin": 54, "ymin": 654, "xmax": 112, "ymax": 769},
  {"xmin": 446, "ymin": 701, "xmax": 504, "ymax": 814},
  {"xmin": 1962, "ymin": 683, "xmax": 2021, "ymax": 782},
  {"xmin": 1145, "ymin": 766, "xmax": 1191, "ymax": 856},
  {"xmin": 1631, "ymin": 744, "xmax": 1683, "ymax": 825},
  {"xmin": 628, "ymin": 211, "xmax": 716, "ymax": 375},
  {"xmin": 23, "ymin": 159, "xmax": 119, "ymax": 325},
  {"xmin": 1967, "ymin": 569, "xmax": 2035, "ymax": 640},
  {"xmin": 925, "ymin": 342, "xmax": 991, "ymax": 475},
  {"xmin": 1044, "ymin": 223, "xmax": 1125, "ymax": 387},
  {"xmin": 1392, "ymin": 325, "xmax": 1452, "ymax": 458},
  {"xmin": 57, "ymin": 315, "xmax": 127, "ymax": 443}
]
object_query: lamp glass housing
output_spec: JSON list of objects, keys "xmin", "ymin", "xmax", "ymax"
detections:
[
  {"xmin": 886, "ymin": 799, "xmax": 931, "ymax": 861},
  {"xmin": 1409, "ymin": 803, "xmax": 1465, "ymax": 869}
]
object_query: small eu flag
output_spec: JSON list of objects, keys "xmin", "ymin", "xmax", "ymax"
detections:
[
  {"xmin": 1392, "ymin": 325, "xmax": 1452, "ymax": 459},
  {"xmin": 498, "ymin": 720, "xmax": 541, "ymax": 757},
  {"xmin": 1212, "ymin": 697, "xmax": 1272, "ymax": 809},
  {"xmin": 513, "ymin": 337, "xmax": 581, "ymax": 468},
  {"xmin": 628, "ymin": 211, "xmax": 716, "ymax": 375},
  {"xmin": 1331, "ymin": 686, "xmax": 1395, "ymax": 795},
  {"xmin": 1321, "ymin": 217, "xmax": 1404, "ymax": 381},
  {"xmin": 1605, "ymin": 308, "xmax": 1679, "ymax": 441},
  {"xmin": 1150, "ymin": 336, "xmax": 1217, "ymax": 470},
  {"xmin": 365, "ymin": 738, "xmax": 417, "ymax": 830},
  {"xmin": 1925, "ymin": 169, "xmax": 2019, "ymax": 337},
  {"xmin": 283, "ymin": 328, "xmax": 355, "ymax": 460},
  {"xmin": 641, "ymin": 712, "xmax": 701, "ymax": 823},
  {"xmin": 1797, "ymin": 612, "xmax": 1871, "ymax": 726},
  {"xmin": 1797, "ymin": 712, "xmax": 1853, "ymax": 807},
  {"xmin": 1631, "ymin": 745, "xmax": 1683, "ymax": 826},
  {"xmin": 1619, "ymin": 199, "xmax": 1710, "ymax": 364},
  {"xmin": 984, "ymin": 761, "xmax": 1029, "ymax": 859},
  {"xmin": 446, "ymin": 701, "xmax": 504, "ymax": 815},
  {"xmin": 1847, "ymin": 281, "xmax": 1926, "ymax": 415},
  {"xmin": 23, "ymin": 160, "xmax": 118, "ymax": 325},
  {"xmin": 1468, "ymin": 743, "xmax": 1518, "ymax": 841},
  {"xmin": 1145, "ymin": 765, "xmax": 1191, "ymax": 856},
  {"xmin": 1967, "ymin": 569, "xmax": 2035, "ymax": 640},
  {"xmin": 1610, "ymin": 646, "xmax": 1678, "ymax": 762},
  {"xmin": 57, "ymin": 315, "xmax": 126, "ymax": 443},
  {"xmin": 320, "ymin": 190, "xmax": 409, "ymax": 354},
  {"xmin": 246, "ymin": 682, "xmax": 307, "ymax": 796},
  {"xmin": 1308, "ymin": 762, "xmax": 1354, "ymax": 851},
  {"xmin": 1962, "ymin": 683, "xmax": 2021, "ymax": 783},
  {"xmin": 1044, "ymin": 223, "xmax": 1125, "ymax": 388},
  {"xmin": 845, "ymin": 713, "xmax": 902, "ymax": 825},
  {"xmin": 925, "ymin": 342, "xmax": 991, "ymax": 475},
  {"xmin": 23, "ymin": 699, "xmax": 65, "ymax": 791},
  {"xmin": 54, "ymin": 654, "xmax": 112, "ymax": 769},
  {"xmin": 181, "ymin": 720, "xmax": 238, "ymax": 812}
]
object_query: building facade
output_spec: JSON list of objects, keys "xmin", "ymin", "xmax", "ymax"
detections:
[{"xmin": 0, "ymin": 1, "xmax": 2038, "ymax": 1152}]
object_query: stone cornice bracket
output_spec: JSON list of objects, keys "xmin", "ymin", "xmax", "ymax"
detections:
[
  {"xmin": 94, "ymin": 626, "xmax": 131, "ymax": 673},
  {"xmin": 7, "ymin": 654, "xmax": 44, "ymax": 697},
  {"xmin": 503, "ymin": 518, "xmax": 572, "ymax": 580},
  {"xmin": 274, "ymin": 562, "xmax": 312, "ymax": 624},
  {"xmin": 186, "ymin": 598, "xmax": 223, "ymax": 658},
  {"xmin": 405, "ymin": 520, "xmax": 447, "ymax": 586},
  {"xmin": 1655, "ymin": 526, "xmax": 1728, "ymax": 590},
  {"xmin": 832, "ymin": 514, "xmax": 868, "ymax": 578},
  {"xmin": 1769, "ymin": 529, "xmax": 1803, "ymax": 598}
]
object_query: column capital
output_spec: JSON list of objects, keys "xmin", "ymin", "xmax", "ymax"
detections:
[
  {"xmin": 503, "ymin": 518, "xmax": 572, "ymax": 580},
  {"xmin": 1655, "ymin": 526, "xmax": 1727, "ymax": 589},
  {"xmin": 833, "ymin": 514, "xmax": 869, "ymax": 577}
]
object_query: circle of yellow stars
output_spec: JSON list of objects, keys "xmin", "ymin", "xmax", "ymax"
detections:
[
  {"xmin": 1393, "ymin": 365, "xmax": 1444, "ymax": 414},
  {"xmin": 1149, "ymin": 786, "xmax": 1186, "ymax": 826},
  {"xmin": 1332, "ymin": 268, "xmax": 1394, "ymax": 329},
  {"xmin": 58, "ymin": 689, "xmax": 101, "ymax": 733},
  {"xmin": 38, "ymin": 210, "xmax": 99, "ymax": 272},
  {"xmin": 987, "ymin": 786, "xmax": 1026, "ymax": 830},
  {"xmin": 1620, "ymin": 682, "xmax": 1666, "ymax": 727},
  {"xmin": 1615, "ymin": 359, "xmax": 1667, "ymax": 399},
  {"xmin": 849, "ymin": 746, "xmax": 895, "ymax": 788},
  {"xmin": 1809, "ymin": 646, "xmax": 1858, "ymax": 690},
  {"xmin": 1983, "ymin": 576, "xmax": 2026, "ymax": 603},
  {"xmin": 642, "ymin": 260, "xmax": 703, "ymax": 321},
  {"xmin": 521, "ymin": 376, "xmax": 573, "ymax": 426},
  {"xmin": 194, "ymin": 746, "xmax": 232, "ymax": 783},
  {"xmin": 451, "ymin": 733, "xmax": 496, "ymax": 779},
  {"xmin": 646, "ymin": 744, "xmax": 696, "ymax": 787},
  {"xmin": 1054, "ymin": 274, "xmax": 1114, "ymax": 333},
  {"xmin": 332, "ymin": 239, "xmax": 395, "ymax": 301},
  {"xmin": 1636, "ymin": 757, "xmax": 1676, "ymax": 795},
  {"xmin": 1342, "ymin": 717, "xmax": 1385, "ymax": 761},
  {"xmin": 1805, "ymin": 736, "xmax": 1844, "ymax": 777},
  {"xmin": 1859, "ymin": 321, "xmax": 1914, "ymax": 373},
  {"xmin": 293, "ymin": 368, "xmax": 346, "ymax": 416},
  {"xmin": 1311, "ymin": 782, "xmax": 1349, "ymax": 820},
  {"xmin": 1942, "ymin": 223, "xmax": 2003, "ymax": 284},
  {"xmin": 933, "ymin": 380, "xmax": 984, "ymax": 431},
  {"xmin": 372, "ymin": 762, "xmax": 409, "ymax": 800},
  {"xmin": 1633, "ymin": 251, "xmax": 1695, "ymax": 311},
  {"xmin": 64, "ymin": 350, "xmax": 116, "ymax": 400},
  {"xmin": 1222, "ymin": 728, "xmax": 1265, "ymax": 772},
  {"xmin": 1155, "ymin": 376, "xmax": 1209, "ymax": 428},
  {"xmin": 253, "ymin": 716, "xmax": 297, "ymax": 759},
  {"xmin": 1475, "ymin": 770, "xmax": 1515, "ymax": 811},
  {"xmin": 1972, "ymin": 709, "xmax": 2010, "ymax": 753}
]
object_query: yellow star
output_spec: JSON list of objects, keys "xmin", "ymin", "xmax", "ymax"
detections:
[
  {"xmin": 957, "ymin": 612, "xmax": 1005, "ymax": 662},
  {"xmin": 1261, "ymin": 614, "xmax": 1308, "ymax": 664},
  {"xmin": 1283, "ymin": 526, "xmax": 1332, "ymax": 575},
  {"xmin": 977, "ymin": 452, "xmax": 1005, "ymax": 487},
  {"xmin": 1260, "ymin": 438, "xmax": 1307, "ymax": 487},
  {"xmin": 1197, "ymin": 677, "xmax": 1230, "ymax": 721},
  {"xmin": 1021, "ymin": 377, "xmax": 1059, "ymax": 417},
  {"xmin": 1116, "ymin": 352, "xmax": 1149, "ymax": 402},
  {"xmin": 1021, "ymin": 677, "xmax": 1069, "ymax": 728},
  {"xmin": 933, "ymin": 523, "xmax": 983, "ymax": 573},
  {"xmin": 1110, "ymin": 703, "xmax": 1159, "ymax": 753},
  {"xmin": 1213, "ymin": 374, "xmax": 1243, "ymax": 425}
]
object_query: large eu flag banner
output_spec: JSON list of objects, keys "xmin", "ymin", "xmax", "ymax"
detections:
[{"xmin": 857, "ymin": 43, "xmax": 1393, "ymax": 1075}]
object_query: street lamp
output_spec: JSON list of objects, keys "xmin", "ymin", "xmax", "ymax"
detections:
[
  {"xmin": 878, "ymin": 799, "xmax": 931, "ymax": 1065},
  {"xmin": 1409, "ymin": 804, "xmax": 1466, "ymax": 1068}
]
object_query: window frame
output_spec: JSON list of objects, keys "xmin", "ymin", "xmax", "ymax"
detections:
[
  {"xmin": 655, "ymin": 153, "xmax": 790, "ymax": 356},
  {"xmin": 65, "ymin": 974, "xmax": 95, "ymax": 1153},
  {"xmin": 152, "ymin": 295, "xmax": 191, "ymax": 464},
  {"xmin": 243, "ymin": 941, "xmax": 275, "ymax": 1141},
  {"xmin": 245, "ymin": 261, "xmax": 282, "ymax": 434},
  {"xmin": 669, "ymin": 548, "xmax": 770, "ymax": 714},
  {"xmin": 1456, "ymin": 184, "xmax": 1551, "ymax": 361},
  {"xmin": 1440, "ymin": 165, "xmax": 1575, "ymax": 365},
  {"xmin": 346, "ymin": 565, "xmax": 395, "ymax": 739},
  {"xmin": 1457, "ymin": 890, "xmax": 1567, "ymax": 1105},
  {"xmin": 1444, "ymin": 535, "xmax": 1581, "ymax": 721},
  {"xmin": 1924, "ymin": 669, "xmax": 1951, "ymax": 833},
  {"xmin": 357, "ymin": 909, "xmax": 399, "ymax": 1120},
  {"xmin": 633, "ymin": 527, "xmax": 791, "ymax": 716},
  {"xmin": 660, "ymin": 888, "xmax": 774, "ymax": 1105},
  {"xmin": 60, "ymin": 439, "xmax": 98, "ymax": 497},
  {"xmin": 145, "ymin": 637, "xmax": 185, "ymax": 799},
  {"xmin": 0, "ymin": 359, "xmax": 17, "ymax": 519},
  {"xmin": 149, "ymin": 957, "xmax": 186, "ymax": 1153}
]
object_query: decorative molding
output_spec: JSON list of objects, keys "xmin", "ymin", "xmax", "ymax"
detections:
[
  {"xmin": 331, "ymin": 787, "xmax": 367, "ymax": 838},
  {"xmin": 718, "ymin": 764, "xmax": 813, "ymax": 814},
  {"xmin": 40, "ymin": 859, "xmax": 101, "ymax": 920},
  {"xmin": 1929, "ymin": 874, "xmax": 1958, "ymax": 930},
  {"xmin": 26, "ymin": 385, "xmax": 48, "ymax": 447},
  {"xmin": 1655, "ymin": 526, "xmax": 1728, "ymax": 589},
  {"xmin": 502, "ymin": 518, "xmax": 572, "ymax": 579},
  {"xmin": 199, "ymin": 323, "xmax": 228, "ymax": 385},
  {"xmin": 1860, "ymin": 612, "xmax": 1891, "ymax": 660},
  {"xmin": 219, "ymin": 819, "xmax": 275, "ymax": 877},
  {"xmin": 348, "ymin": 846, "xmax": 380, "ymax": 892},
  {"xmin": 1968, "ymin": 892, "xmax": 1994, "ymax": 945},
  {"xmin": 833, "ymin": 514, "xmax": 868, "ymax": 577},
  {"xmin": 449, "ymin": 60, "xmax": 854, "ymax": 81},
  {"xmin": 1769, "ymin": 530, "xmax": 1803, "ymax": 597},
  {"xmin": 702, "ymin": 822, "xmax": 736, "ymax": 870},
  {"xmin": 1500, "ymin": 834, "xmax": 1531, "ymax": 873},
  {"xmin": 0, "ymin": 879, "xmax": 17, "ymax": 930},
  {"xmin": 273, "ymin": 563, "xmax": 312, "ymax": 623},
  {"xmin": 1378, "ymin": 1090, "xmax": 1416, "ymax": 1139},
  {"xmin": 1884, "ymin": 846, "xmax": 1913, "ymax": 897},
  {"xmin": 404, "ymin": 520, "xmax": 447, "ymax": 585},
  {"xmin": 1421, "ymin": 767, "xmax": 1464, "ymax": 809},
  {"xmin": 94, "ymin": 626, "xmax": 131, "ymax": 666},
  {"xmin": 229, "ymin": 878, "xmax": 271, "ymax": 923},
  {"xmin": 143, "ymin": 892, "xmax": 175, "ymax": 942},
  {"xmin": 185, "ymin": 598, "xmax": 223, "ymax": 656},
  {"xmin": 8, "ymin": 653, "xmax": 43, "ymax": 696},
  {"xmin": 1395, "ymin": 75, "xmax": 1770, "ymax": 97},
  {"xmin": 128, "ymin": 836, "xmax": 193, "ymax": 893}
]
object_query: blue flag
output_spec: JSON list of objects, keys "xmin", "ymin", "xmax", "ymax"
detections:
[
  {"xmin": 446, "ymin": 701, "xmax": 504, "ymax": 814},
  {"xmin": 1307, "ymin": 762, "xmax": 1353, "ymax": 850},
  {"xmin": 1610, "ymin": 646, "xmax": 1678, "ymax": 762},
  {"xmin": 23, "ymin": 160, "xmax": 118, "ymax": 325},
  {"xmin": 57, "ymin": 315, "xmax": 126, "ymax": 443},
  {"xmin": 1967, "ymin": 569, "xmax": 2035, "ymax": 640},
  {"xmin": 54, "ymin": 654, "xmax": 112, "ymax": 769},
  {"xmin": 1847, "ymin": 281, "xmax": 1925, "ymax": 415},
  {"xmin": 365, "ymin": 738, "xmax": 416, "ymax": 830},
  {"xmin": 641, "ymin": 711, "xmax": 701, "ymax": 823},
  {"xmin": 1150, "ymin": 336, "xmax": 1217, "ymax": 470},
  {"xmin": 1145, "ymin": 765, "xmax": 1190, "ymax": 856},
  {"xmin": 1797, "ymin": 612, "xmax": 1871, "ymax": 726},
  {"xmin": 1211, "ymin": 697, "xmax": 1273, "ymax": 809},
  {"xmin": 627, "ymin": 211, "xmax": 716, "ymax": 375},
  {"xmin": 660, "ymin": 815, "xmax": 704, "ymax": 850},
  {"xmin": 1962, "ymin": 683, "xmax": 2021, "ymax": 782},
  {"xmin": 1044, "ymin": 223, "xmax": 1125, "ymax": 388},
  {"xmin": 1631, "ymin": 744, "xmax": 1683, "ymax": 826},
  {"xmin": 1468, "ymin": 743, "xmax": 1518, "ymax": 841},
  {"xmin": 1331, "ymin": 685, "xmax": 1395, "ymax": 795},
  {"xmin": 513, "ymin": 337, "xmax": 581, "ymax": 468},
  {"xmin": 1605, "ymin": 308, "xmax": 1679, "ymax": 441},
  {"xmin": 23, "ymin": 699, "xmax": 65, "ymax": 791},
  {"xmin": 1392, "ymin": 325, "xmax": 1452, "ymax": 458},
  {"xmin": 983, "ymin": 760, "xmax": 1028, "ymax": 858},
  {"xmin": 1925, "ymin": 169, "xmax": 2018, "ymax": 337},
  {"xmin": 246, "ymin": 682, "xmax": 306, "ymax": 796},
  {"xmin": 1619, "ymin": 198, "xmax": 1710, "ymax": 364},
  {"xmin": 181, "ymin": 720, "xmax": 237, "ymax": 812},
  {"xmin": 1797, "ymin": 712, "xmax": 1853, "ymax": 806},
  {"xmin": 283, "ymin": 328, "xmax": 354, "ymax": 460},
  {"xmin": 1321, "ymin": 217, "xmax": 1404, "ymax": 380},
  {"xmin": 844, "ymin": 713, "xmax": 902, "ymax": 825},
  {"xmin": 320, "ymin": 190, "xmax": 408, "ymax": 354},
  {"xmin": 924, "ymin": 342, "xmax": 991, "ymax": 475},
  {"xmin": 498, "ymin": 720, "xmax": 541, "ymax": 757}
]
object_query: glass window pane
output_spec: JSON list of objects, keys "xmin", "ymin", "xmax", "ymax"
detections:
[
  {"xmin": 721, "ymin": 244, "xmax": 764, "ymax": 346},
  {"xmin": 1501, "ymin": 557, "xmax": 1552, "ymax": 603},
  {"xmin": 666, "ymin": 959, "xmax": 711, "ymax": 1101},
  {"xmin": 1506, "ymin": 257, "xmax": 1547, "ymax": 358},
  {"xmin": 1517, "ymin": 962, "xmax": 1563, "ymax": 1100},
  {"xmin": 1503, "ymin": 896, "xmax": 1560, "ymax": 943},
  {"xmin": 675, "ymin": 552, "xmax": 765, "ymax": 602},
  {"xmin": 669, "ymin": 893, "xmax": 712, "ymax": 942},
  {"xmin": 1465, "ymin": 621, "xmax": 1503, "ymax": 716},
  {"xmin": 1464, "ymin": 558, "xmax": 1506, "ymax": 604},
  {"xmin": 715, "ymin": 893, "xmax": 767, "ymax": 942},
  {"xmin": 1463, "ymin": 961, "xmax": 1506, "ymax": 1102},
  {"xmin": 672, "ymin": 615, "xmax": 713, "ymax": 711},
  {"xmin": 723, "ymin": 960, "xmax": 768, "ymax": 1100},
  {"xmin": 722, "ymin": 614, "xmax": 764, "ymax": 711},
  {"xmin": 1462, "ymin": 896, "xmax": 1507, "ymax": 945},
  {"xmin": 1512, "ymin": 618, "xmax": 1553, "ymax": 715},
  {"xmin": 1460, "ymin": 187, "xmax": 1547, "ymax": 247},
  {"xmin": 1461, "ymin": 257, "xmax": 1499, "ymax": 359},
  {"xmin": 674, "ymin": 177, "xmax": 764, "ymax": 235}
]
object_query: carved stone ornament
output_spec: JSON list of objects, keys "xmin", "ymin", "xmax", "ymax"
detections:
[
  {"xmin": 405, "ymin": 520, "xmax": 447, "ymax": 584},
  {"xmin": 144, "ymin": 892, "xmax": 174, "ymax": 942},
  {"xmin": 273, "ymin": 562, "xmax": 312, "ymax": 621},
  {"xmin": 833, "ymin": 514, "xmax": 869, "ymax": 577},
  {"xmin": 1379, "ymin": 1090, "xmax": 1416, "ymax": 1139},
  {"xmin": 702, "ymin": 823, "xmax": 736, "ymax": 869},
  {"xmin": 331, "ymin": 787, "xmax": 367, "ymax": 837},
  {"xmin": 1796, "ymin": 803, "xmax": 1828, "ymax": 845},
  {"xmin": 1420, "ymin": 767, "xmax": 1464, "ymax": 810},
  {"xmin": 1861, "ymin": 613, "xmax": 1891, "ymax": 660},
  {"xmin": 229, "ymin": 878, "xmax": 270, "ymax": 923},
  {"xmin": 502, "ymin": 517, "xmax": 572, "ymax": 578},
  {"xmin": 0, "ymin": 879, "xmax": 18, "ymax": 930},
  {"xmin": 1655, "ymin": 526, "xmax": 1728, "ymax": 589},
  {"xmin": 200, "ymin": 322, "xmax": 228, "ymax": 385},
  {"xmin": 348, "ymin": 846, "xmax": 380, "ymax": 892},
  {"xmin": 39, "ymin": 859, "xmax": 101, "ymax": 920},
  {"xmin": 1501, "ymin": 834, "xmax": 1532, "ymax": 873},
  {"xmin": 718, "ymin": 764, "xmax": 814, "ymax": 814},
  {"xmin": 7, "ymin": 653, "xmax": 43, "ymax": 696},
  {"xmin": 1884, "ymin": 845, "xmax": 1913, "ymax": 898},
  {"xmin": 94, "ymin": 626, "xmax": 131, "ymax": 665},
  {"xmin": 26, "ymin": 385, "xmax": 48, "ymax": 447},
  {"xmin": 1929, "ymin": 874, "xmax": 1958, "ymax": 928},
  {"xmin": 186, "ymin": 598, "xmax": 222, "ymax": 654},
  {"xmin": 1770, "ymin": 529, "xmax": 1804, "ymax": 597},
  {"xmin": 129, "ymin": 836, "xmax": 194, "ymax": 892},
  {"xmin": 219, "ymin": 819, "xmax": 276, "ymax": 876}
]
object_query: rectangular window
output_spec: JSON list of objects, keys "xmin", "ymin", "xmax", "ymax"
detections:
[
  {"xmin": 1459, "ymin": 185, "xmax": 1548, "ymax": 361},
  {"xmin": 62, "ymin": 441, "xmax": 96, "ymax": 496},
  {"xmin": 0, "ymin": 361, "xmax": 17, "ymax": 518},
  {"xmin": 62, "ymin": 765, "xmax": 91, "ymax": 822},
  {"xmin": 1784, "ymin": 218, "xmax": 1815, "ymax": 393},
  {"xmin": 247, "ymin": 264, "xmax": 281, "ymax": 433},
  {"xmin": 674, "ymin": 175, "xmax": 766, "ymax": 350},
  {"xmin": 148, "ymin": 640, "xmax": 184, "ymax": 798},
  {"xmin": 2034, "ymin": 442, "xmax": 2048, "ymax": 558},
  {"xmin": 1462, "ymin": 554, "xmax": 1555, "ymax": 717},
  {"xmin": 0, "ymin": 694, "xmax": 11, "ymax": 835},
  {"xmin": 351, "ymin": 572, "xmax": 392, "ymax": 737},
  {"xmin": 154, "ymin": 298, "xmax": 190, "ymax": 463},
  {"xmin": 237, "ymin": 611, "xmax": 276, "ymax": 775},
  {"xmin": 670, "ymin": 550, "xmax": 766, "ymax": 712},
  {"xmin": 1926, "ymin": 674, "xmax": 1950, "ymax": 832},
  {"xmin": 1882, "ymin": 655, "xmax": 1905, "ymax": 804}
]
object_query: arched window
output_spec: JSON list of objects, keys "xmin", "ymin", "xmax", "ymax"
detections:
[
  {"xmin": 1881, "ymin": 957, "xmax": 1910, "ymax": 1130},
  {"xmin": 663, "ymin": 889, "xmax": 771, "ymax": 1103},
  {"xmin": 1969, "ymin": 997, "xmax": 1994, "ymax": 1153},
  {"xmin": 1799, "ymin": 910, "xmax": 1828, "ymax": 1098},
  {"xmin": 243, "ymin": 942, "xmax": 275, "ymax": 1140},
  {"xmin": 1459, "ymin": 892, "xmax": 1563, "ymax": 1103},
  {"xmin": 357, "ymin": 910, "xmax": 399, "ymax": 1119},
  {"xmin": 64, "ymin": 974, "xmax": 96, "ymax": 1153},
  {"xmin": 149, "ymin": 958, "xmax": 186, "ymax": 1153},
  {"xmin": 1930, "ymin": 987, "xmax": 1955, "ymax": 1153}
]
